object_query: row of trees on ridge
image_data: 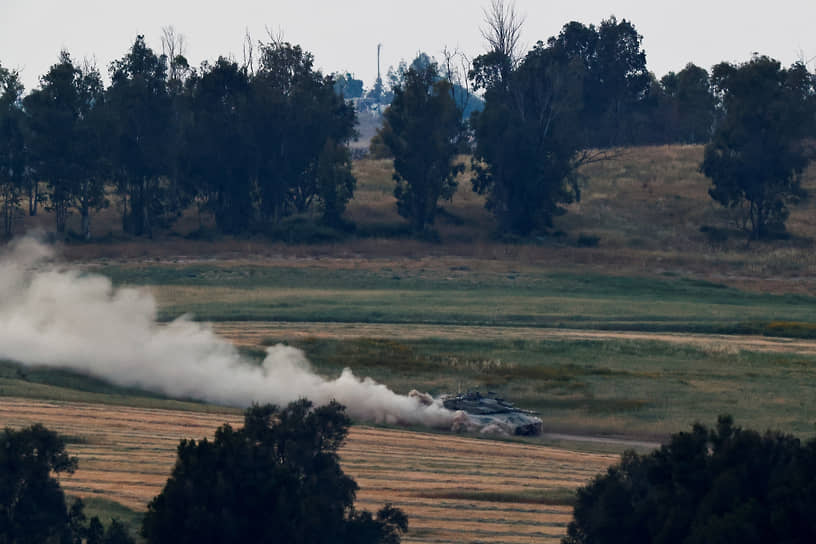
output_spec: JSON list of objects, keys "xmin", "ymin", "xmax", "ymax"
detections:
[
  {"xmin": 1, "ymin": 2, "xmax": 815, "ymax": 241},
  {"xmin": 0, "ymin": 35, "xmax": 356, "ymax": 240}
]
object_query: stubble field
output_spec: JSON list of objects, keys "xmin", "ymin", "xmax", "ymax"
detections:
[{"xmin": 1, "ymin": 397, "xmax": 614, "ymax": 544}]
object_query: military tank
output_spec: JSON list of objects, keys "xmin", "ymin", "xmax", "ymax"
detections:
[{"xmin": 442, "ymin": 391, "xmax": 543, "ymax": 436}]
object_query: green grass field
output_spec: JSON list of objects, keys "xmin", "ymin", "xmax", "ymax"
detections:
[{"xmin": 97, "ymin": 263, "xmax": 816, "ymax": 336}]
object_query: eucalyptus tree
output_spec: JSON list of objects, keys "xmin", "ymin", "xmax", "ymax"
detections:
[
  {"xmin": 106, "ymin": 35, "xmax": 176, "ymax": 237},
  {"xmin": 701, "ymin": 57, "xmax": 815, "ymax": 239},
  {"xmin": 470, "ymin": 41, "xmax": 584, "ymax": 235},
  {"xmin": 24, "ymin": 52, "xmax": 107, "ymax": 237},
  {"xmin": 250, "ymin": 40, "xmax": 357, "ymax": 226},
  {"xmin": 185, "ymin": 57, "xmax": 254, "ymax": 233},
  {"xmin": 377, "ymin": 61, "xmax": 463, "ymax": 233},
  {"xmin": 0, "ymin": 63, "xmax": 25, "ymax": 237}
]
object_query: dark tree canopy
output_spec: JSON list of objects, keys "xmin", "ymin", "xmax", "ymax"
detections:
[
  {"xmin": 107, "ymin": 35, "xmax": 177, "ymax": 237},
  {"xmin": 378, "ymin": 61, "xmax": 463, "ymax": 233},
  {"xmin": 0, "ymin": 63, "xmax": 25, "ymax": 237},
  {"xmin": 24, "ymin": 52, "xmax": 107, "ymax": 238},
  {"xmin": 659, "ymin": 63, "xmax": 716, "ymax": 144},
  {"xmin": 701, "ymin": 56, "xmax": 815, "ymax": 240},
  {"xmin": 0, "ymin": 424, "xmax": 77, "ymax": 543},
  {"xmin": 184, "ymin": 57, "xmax": 254, "ymax": 234},
  {"xmin": 251, "ymin": 41, "xmax": 357, "ymax": 225},
  {"xmin": 0, "ymin": 424, "xmax": 135, "ymax": 544},
  {"xmin": 547, "ymin": 16, "xmax": 650, "ymax": 147},
  {"xmin": 470, "ymin": 41, "xmax": 584, "ymax": 236},
  {"xmin": 565, "ymin": 416, "xmax": 816, "ymax": 544},
  {"xmin": 142, "ymin": 400, "xmax": 407, "ymax": 544}
]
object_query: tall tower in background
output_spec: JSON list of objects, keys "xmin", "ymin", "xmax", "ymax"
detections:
[{"xmin": 377, "ymin": 43, "xmax": 382, "ymax": 83}]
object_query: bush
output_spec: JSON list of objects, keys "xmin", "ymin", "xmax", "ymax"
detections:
[
  {"xmin": 564, "ymin": 416, "xmax": 816, "ymax": 544},
  {"xmin": 142, "ymin": 400, "xmax": 407, "ymax": 544}
]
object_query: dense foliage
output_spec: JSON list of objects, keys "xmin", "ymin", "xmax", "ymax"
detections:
[
  {"xmin": 0, "ymin": 35, "xmax": 357, "ymax": 239},
  {"xmin": 564, "ymin": 416, "xmax": 816, "ymax": 544},
  {"xmin": 0, "ymin": 424, "xmax": 77, "ymax": 543},
  {"xmin": 142, "ymin": 400, "xmax": 407, "ymax": 544},
  {"xmin": 1, "ymin": 11, "xmax": 815, "ymax": 241},
  {"xmin": 377, "ymin": 62, "xmax": 463, "ymax": 233},
  {"xmin": 470, "ymin": 40, "xmax": 584, "ymax": 235},
  {"xmin": 24, "ymin": 52, "xmax": 106, "ymax": 238},
  {"xmin": 0, "ymin": 424, "xmax": 133, "ymax": 544},
  {"xmin": 0, "ymin": 63, "xmax": 25, "ymax": 237},
  {"xmin": 701, "ymin": 57, "xmax": 816, "ymax": 240}
]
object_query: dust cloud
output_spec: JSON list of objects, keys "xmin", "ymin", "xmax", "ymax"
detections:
[{"xmin": 0, "ymin": 237, "xmax": 454, "ymax": 428}]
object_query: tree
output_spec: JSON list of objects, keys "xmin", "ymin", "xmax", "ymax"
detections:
[
  {"xmin": 470, "ymin": 41, "xmax": 586, "ymax": 236},
  {"xmin": 333, "ymin": 72, "xmax": 364, "ymax": 99},
  {"xmin": 0, "ymin": 424, "xmax": 77, "ymax": 543},
  {"xmin": 377, "ymin": 61, "xmax": 463, "ymax": 233},
  {"xmin": 564, "ymin": 416, "xmax": 816, "ymax": 544},
  {"xmin": 547, "ymin": 17, "xmax": 650, "ymax": 147},
  {"xmin": 107, "ymin": 36, "xmax": 177, "ymax": 237},
  {"xmin": 701, "ymin": 57, "xmax": 815, "ymax": 240},
  {"xmin": 66, "ymin": 499, "xmax": 135, "ymax": 544},
  {"xmin": 316, "ymin": 139, "xmax": 356, "ymax": 227},
  {"xmin": 660, "ymin": 63, "xmax": 716, "ymax": 144},
  {"xmin": 185, "ymin": 57, "xmax": 254, "ymax": 234},
  {"xmin": 24, "ymin": 52, "xmax": 107, "ymax": 238},
  {"xmin": 0, "ymin": 62, "xmax": 25, "ymax": 238},
  {"xmin": 480, "ymin": 0, "xmax": 525, "ymax": 77},
  {"xmin": 251, "ymin": 40, "xmax": 357, "ymax": 226},
  {"xmin": 142, "ymin": 400, "xmax": 407, "ymax": 544}
]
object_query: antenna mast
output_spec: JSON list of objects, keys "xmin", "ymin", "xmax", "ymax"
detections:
[{"xmin": 377, "ymin": 43, "xmax": 382, "ymax": 82}]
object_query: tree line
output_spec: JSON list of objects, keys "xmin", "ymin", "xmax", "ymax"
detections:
[
  {"xmin": 1, "ymin": 4, "xmax": 815, "ymax": 242},
  {"xmin": 0, "ymin": 35, "xmax": 356, "ymax": 240},
  {"xmin": 378, "ymin": 4, "xmax": 815, "ymax": 239}
]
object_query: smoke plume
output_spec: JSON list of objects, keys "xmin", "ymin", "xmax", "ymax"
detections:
[{"xmin": 0, "ymin": 238, "xmax": 453, "ymax": 428}]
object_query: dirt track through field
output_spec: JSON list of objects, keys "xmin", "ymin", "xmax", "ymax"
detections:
[
  {"xmin": 213, "ymin": 321, "xmax": 816, "ymax": 356},
  {"xmin": 0, "ymin": 397, "xmax": 615, "ymax": 544}
]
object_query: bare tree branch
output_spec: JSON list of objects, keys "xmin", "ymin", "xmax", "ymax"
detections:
[
  {"xmin": 161, "ymin": 26, "xmax": 187, "ymax": 82},
  {"xmin": 441, "ymin": 45, "xmax": 472, "ymax": 114},
  {"xmin": 480, "ymin": 0, "xmax": 526, "ymax": 65},
  {"xmin": 242, "ymin": 28, "xmax": 255, "ymax": 75}
]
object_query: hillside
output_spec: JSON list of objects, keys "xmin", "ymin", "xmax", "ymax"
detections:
[{"xmin": 6, "ymin": 145, "xmax": 811, "ymax": 295}]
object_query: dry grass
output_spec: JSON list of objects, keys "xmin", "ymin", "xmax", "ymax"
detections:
[
  {"xmin": 24, "ymin": 145, "xmax": 811, "ymax": 295},
  {"xmin": 0, "ymin": 397, "xmax": 614, "ymax": 544}
]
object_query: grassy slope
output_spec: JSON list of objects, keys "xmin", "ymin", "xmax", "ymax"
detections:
[{"xmin": 31, "ymin": 145, "xmax": 812, "ymax": 293}]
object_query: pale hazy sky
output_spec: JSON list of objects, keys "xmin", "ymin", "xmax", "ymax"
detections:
[{"xmin": 2, "ymin": 0, "xmax": 815, "ymax": 92}]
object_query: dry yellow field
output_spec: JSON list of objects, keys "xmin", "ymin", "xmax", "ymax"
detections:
[{"xmin": 0, "ymin": 397, "xmax": 615, "ymax": 544}]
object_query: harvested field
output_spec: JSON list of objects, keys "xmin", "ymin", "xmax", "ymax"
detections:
[{"xmin": 0, "ymin": 397, "xmax": 615, "ymax": 544}]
